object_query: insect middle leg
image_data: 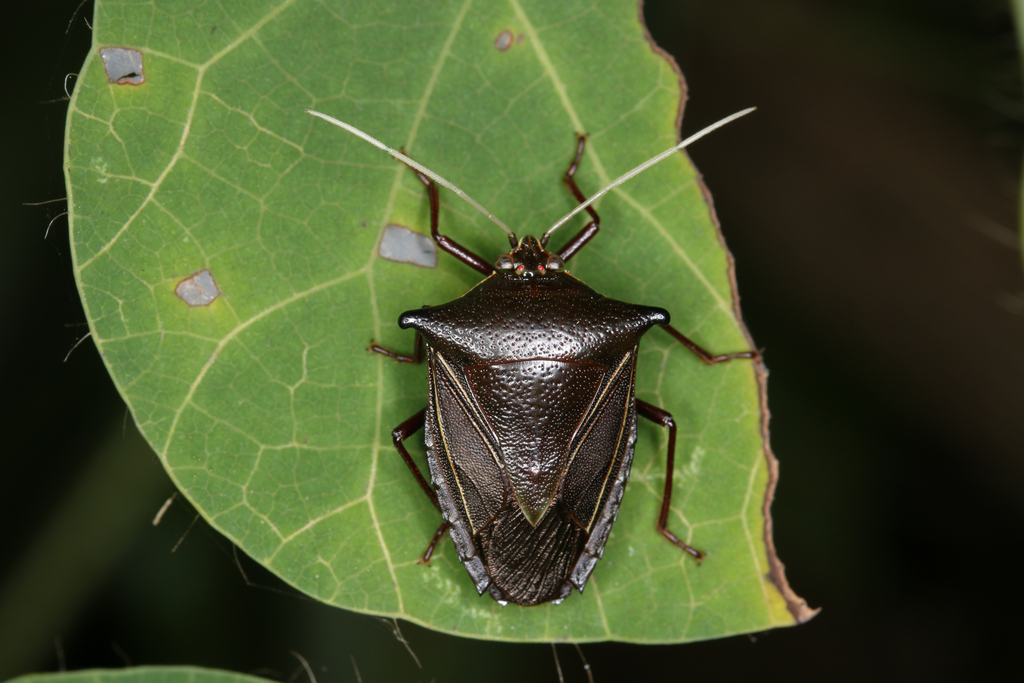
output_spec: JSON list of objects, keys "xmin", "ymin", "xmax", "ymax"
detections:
[
  {"xmin": 636, "ymin": 399, "xmax": 705, "ymax": 562},
  {"xmin": 660, "ymin": 324, "xmax": 759, "ymax": 364},
  {"xmin": 391, "ymin": 408, "xmax": 449, "ymax": 563},
  {"xmin": 553, "ymin": 134, "xmax": 601, "ymax": 263},
  {"xmin": 406, "ymin": 165, "xmax": 494, "ymax": 275},
  {"xmin": 370, "ymin": 331, "xmax": 423, "ymax": 364}
]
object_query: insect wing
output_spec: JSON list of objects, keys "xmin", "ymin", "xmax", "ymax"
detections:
[
  {"xmin": 561, "ymin": 351, "xmax": 637, "ymax": 533},
  {"xmin": 425, "ymin": 342, "xmax": 641, "ymax": 602},
  {"xmin": 429, "ymin": 351, "xmax": 507, "ymax": 535}
]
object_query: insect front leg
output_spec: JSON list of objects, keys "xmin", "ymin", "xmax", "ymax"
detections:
[
  {"xmin": 391, "ymin": 408, "xmax": 449, "ymax": 563},
  {"xmin": 553, "ymin": 134, "xmax": 601, "ymax": 263},
  {"xmin": 660, "ymin": 324, "xmax": 759, "ymax": 365},
  {"xmin": 636, "ymin": 399, "xmax": 705, "ymax": 563},
  {"xmin": 406, "ymin": 165, "xmax": 494, "ymax": 275}
]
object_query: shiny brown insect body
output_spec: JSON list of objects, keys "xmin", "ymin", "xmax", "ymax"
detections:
[
  {"xmin": 404, "ymin": 236, "xmax": 669, "ymax": 605},
  {"xmin": 307, "ymin": 108, "xmax": 757, "ymax": 606}
]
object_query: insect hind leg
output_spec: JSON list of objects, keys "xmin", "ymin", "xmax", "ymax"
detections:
[
  {"xmin": 636, "ymin": 399, "xmax": 705, "ymax": 562},
  {"xmin": 420, "ymin": 521, "xmax": 449, "ymax": 565},
  {"xmin": 391, "ymin": 408, "xmax": 449, "ymax": 563}
]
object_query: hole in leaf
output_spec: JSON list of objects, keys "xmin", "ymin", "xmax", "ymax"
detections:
[
  {"xmin": 175, "ymin": 269, "xmax": 220, "ymax": 306},
  {"xmin": 379, "ymin": 224, "xmax": 437, "ymax": 268},
  {"xmin": 100, "ymin": 47, "xmax": 144, "ymax": 85}
]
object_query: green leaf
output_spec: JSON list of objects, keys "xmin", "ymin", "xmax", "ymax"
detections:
[
  {"xmin": 66, "ymin": 0, "xmax": 813, "ymax": 642},
  {"xmin": 9, "ymin": 667, "xmax": 272, "ymax": 683}
]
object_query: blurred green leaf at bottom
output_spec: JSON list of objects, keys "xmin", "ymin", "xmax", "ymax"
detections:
[
  {"xmin": 65, "ymin": 0, "xmax": 814, "ymax": 642},
  {"xmin": 9, "ymin": 667, "xmax": 276, "ymax": 683}
]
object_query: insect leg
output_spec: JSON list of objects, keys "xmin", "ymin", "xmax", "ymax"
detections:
[
  {"xmin": 392, "ymin": 408, "xmax": 437, "ymax": 506},
  {"xmin": 407, "ymin": 166, "xmax": 493, "ymax": 275},
  {"xmin": 391, "ymin": 408, "xmax": 451, "ymax": 563},
  {"xmin": 554, "ymin": 134, "xmax": 601, "ymax": 262},
  {"xmin": 660, "ymin": 324, "xmax": 759, "ymax": 365},
  {"xmin": 635, "ymin": 399, "xmax": 705, "ymax": 562},
  {"xmin": 370, "ymin": 331, "xmax": 423, "ymax": 364},
  {"xmin": 420, "ymin": 521, "xmax": 449, "ymax": 565}
]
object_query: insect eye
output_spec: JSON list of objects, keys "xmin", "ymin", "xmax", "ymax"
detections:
[
  {"xmin": 546, "ymin": 256, "xmax": 564, "ymax": 270},
  {"xmin": 537, "ymin": 264, "xmax": 546, "ymax": 273},
  {"xmin": 515, "ymin": 264, "xmax": 525, "ymax": 275},
  {"xmin": 495, "ymin": 254, "xmax": 514, "ymax": 270}
]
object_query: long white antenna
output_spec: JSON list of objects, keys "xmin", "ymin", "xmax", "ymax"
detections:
[
  {"xmin": 542, "ymin": 107, "xmax": 756, "ymax": 243},
  {"xmin": 306, "ymin": 110, "xmax": 515, "ymax": 239}
]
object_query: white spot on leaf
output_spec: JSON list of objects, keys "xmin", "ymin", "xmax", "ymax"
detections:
[{"xmin": 684, "ymin": 445, "xmax": 706, "ymax": 479}]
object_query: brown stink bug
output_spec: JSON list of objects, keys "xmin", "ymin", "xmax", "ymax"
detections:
[{"xmin": 309, "ymin": 109, "xmax": 757, "ymax": 606}]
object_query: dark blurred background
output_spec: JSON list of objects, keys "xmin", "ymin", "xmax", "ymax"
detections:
[{"xmin": 2, "ymin": 0, "xmax": 1022, "ymax": 681}]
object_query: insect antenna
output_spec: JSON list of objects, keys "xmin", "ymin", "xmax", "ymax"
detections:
[
  {"xmin": 306, "ymin": 110, "xmax": 516, "ymax": 242},
  {"xmin": 542, "ymin": 107, "xmax": 756, "ymax": 243}
]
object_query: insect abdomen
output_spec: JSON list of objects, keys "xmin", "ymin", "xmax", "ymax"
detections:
[{"xmin": 477, "ymin": 503, "xmax": 586, "ymax": 605}]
